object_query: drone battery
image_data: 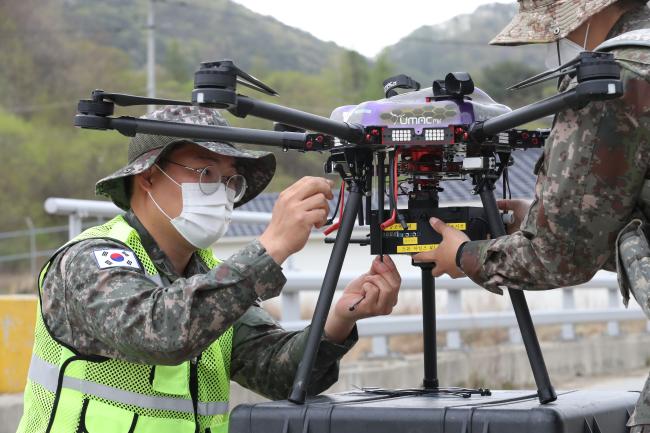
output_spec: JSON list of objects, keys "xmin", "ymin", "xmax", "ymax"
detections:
[
  {"xmin": 229, "ymin": 390, "xmax": 637, "ymax": 433},
  {"xmin": 369, "ymin": 207, "xmax": 489, "ymax": 255}
]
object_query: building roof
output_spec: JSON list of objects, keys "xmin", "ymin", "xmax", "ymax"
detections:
[{"xmin": 228, "ymin": 148, "xmax": 542, "ymax": 237}]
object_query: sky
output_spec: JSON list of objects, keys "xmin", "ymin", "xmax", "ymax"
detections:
[{"xmin": 231, "ymin": 0, "xmax": 514, "ymax": 57}]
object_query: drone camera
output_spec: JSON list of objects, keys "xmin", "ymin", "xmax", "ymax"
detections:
[
  {"xmin": 430, "ymin": 73, "xmax": 473, "ymax": 100},
  {"xmin": 445, "ymin": 72, "xmax": 474, "ymax": 97}
]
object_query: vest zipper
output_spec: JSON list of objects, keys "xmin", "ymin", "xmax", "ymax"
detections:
[{"xmin": 190, "ymin": 355, "xmax": 201, "ymax": 433}]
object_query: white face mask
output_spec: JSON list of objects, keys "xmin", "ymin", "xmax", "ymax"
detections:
[
  {"xmin": 149, "ymin": 165, "xmax": 234, "ymax": 249},
  {"xmin": 544, "ymin": 21, "xmax": 591, "ymax": 70}
]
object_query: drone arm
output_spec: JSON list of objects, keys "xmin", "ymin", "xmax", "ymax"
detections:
[
  {"xmin": 231, "ymin": 95, "xmax": 365, "ymax": 143},
  {"xmin": 471, "ymin": 78, "xmax": 624, "ymax": 140},
  {"xmin": 75, "ymin": 115, "xmax": 311, "ymax": 149}
]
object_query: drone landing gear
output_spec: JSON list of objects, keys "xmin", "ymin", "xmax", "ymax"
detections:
[
  {"xmin": 288, "ymin": 183, "xmax": 364, "ymax": 404},
  {"xmin": 478, "ymin": 184, "xmax": 557, "ymax": 404},
  {"xmin": 389, "ymin": 263, "xmax": 492, "ymax": 400},
  {"xmin": 287, "ymin": 178, "xmax": 556, "ymax": 406}
]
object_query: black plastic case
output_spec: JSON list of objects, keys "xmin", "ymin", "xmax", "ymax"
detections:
[{"xmin": 229, "ymin": 390, "xmax": 638, "ymax": 433}]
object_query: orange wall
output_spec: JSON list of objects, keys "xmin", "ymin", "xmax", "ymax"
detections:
[{"xmin": 0, "ymin": 295, "xmax": 37, "ymax": 393}]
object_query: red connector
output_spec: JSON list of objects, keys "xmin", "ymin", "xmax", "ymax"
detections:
[{"xmin": 323, "ymin": 182, "xmax": 346, "ymax": 235}]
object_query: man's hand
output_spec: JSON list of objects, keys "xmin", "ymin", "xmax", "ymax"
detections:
[
  {"xmin": 324, "ymin": 255, "xmax": 401, "ymax": 343},
  {"xmin": 497, "ymin": 199, "xmax": 531, "ymax": 235},
  {"xmin": 412, "ymin": 217, "xmax": 470, "ymax": 278},
  {"xmin": 259, "ymin": 177, "xmax": 333, "ymax": 264}
]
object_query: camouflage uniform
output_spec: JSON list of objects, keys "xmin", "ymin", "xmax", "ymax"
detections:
[
  {"xmin": 42, "ymin": 210, "xmax": 356, "ymax": 400},
  {"xmin": 41, "ymin": 105, "xmax": 357, "ymax": 401},
  {"xmin": 459, "ymin": 4, "xmax": 650, "ymax": 428}
]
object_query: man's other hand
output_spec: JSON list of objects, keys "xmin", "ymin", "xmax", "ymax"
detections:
[
  {"xmin": 259, "ymin": 177, "xmax": 333, "ymax": 264},
  {"xmin": 324, "ymin": 255, "xmax": 401, "ymax": 343}
]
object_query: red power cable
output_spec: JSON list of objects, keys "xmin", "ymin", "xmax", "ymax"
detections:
[{"xmin": 323, "ymin": 182, "xmax": 346, "ymax": 235}]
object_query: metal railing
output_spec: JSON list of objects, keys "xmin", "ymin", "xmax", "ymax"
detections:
[
  {"xmin": 43, "ymin": 198, "xmax": 273, "ymax": 238},
  {"xmin": 280, "ymin": 271, "xmax": 644, "ymax": 356},
  {"xmin": 0, "ymin": 223, "xmax": 71, "ymax": 278},
  {"xmin": 0, "ymin": 198, "xmax": 272, "ymax": 280},
  {"xmin": 34, "ymin": 197, "xmax": 648, "ymax": 358}
]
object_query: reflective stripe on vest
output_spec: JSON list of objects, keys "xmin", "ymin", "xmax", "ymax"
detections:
[
  {"xmin": 27, "ymin": 353, "xmax": 229, "ymax": 416},
  {"xmin": 18, "ymin": 215, "xmax": 232, "ymax": 433}
]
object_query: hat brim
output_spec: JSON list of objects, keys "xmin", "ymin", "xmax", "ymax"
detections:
[
  {"xmin": 96, "ymin": 139, "xmax": 275, "ymax": 210},
  {"xmin": 490, "ymin": 0, "xmax": 617, "ymax": 46}
]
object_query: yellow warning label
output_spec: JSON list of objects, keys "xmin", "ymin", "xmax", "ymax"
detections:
[
  {"xmin": 384, "ymin": 223, "xmax": 417, "ymax": 231},
  {"xmin": 403, "ymin": 237, "xmax": 418, "ymax": 245},
  {"xmin": 384, "ymin": 222, "xmax": 465, "ymax": 231},
  {"xmin": 397, "ymin": 244, "xmax": 439, "ymax": 253}
]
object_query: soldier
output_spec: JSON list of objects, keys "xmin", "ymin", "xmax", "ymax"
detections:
[
  {"xmin": 412, "ymin": 0, "xmax": 650, "ymax": 430},
  {"xmin": 17, "ymin": 106, "xmax": 401, "ymax": 433}
]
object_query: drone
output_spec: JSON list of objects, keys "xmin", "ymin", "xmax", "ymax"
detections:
[{"xmin": 75, "ymin": 51, "xmax": 623, "ymax": 405}]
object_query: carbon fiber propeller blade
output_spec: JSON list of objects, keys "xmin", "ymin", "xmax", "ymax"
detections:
[{"xmin": 101, "ymin": 92, "xmax": 192, "ymax": 107}]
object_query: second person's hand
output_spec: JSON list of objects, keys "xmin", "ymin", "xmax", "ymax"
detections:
[{"xmin": 412, "ymin": 217, "xmax": 469, "ymax": 278}]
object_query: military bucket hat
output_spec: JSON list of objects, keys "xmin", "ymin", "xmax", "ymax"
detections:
[
  {"xmin": 95, "ymin": 105, "xmax": 276, "ymax": 210},
  {"xmin": 490, "ymin": 0, "xmax": 619, "ymax": 45}
]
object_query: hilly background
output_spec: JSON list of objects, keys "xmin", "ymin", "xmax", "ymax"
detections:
[
  {"xmin": 0, "ymin": 0, "xmax": 550, "ymax": 237},
  {"xmin": 385, "ymin": 3, "xmax": 546, "ymax": 84},
  {"xmin": 61, "ymin": 1, "xmax": 546, "ymax": 92}
]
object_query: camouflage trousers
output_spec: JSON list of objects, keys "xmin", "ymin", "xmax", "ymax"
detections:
[
  {"xmin": 630, "ymin": 374, "xmax": 650, "ymax": 428},
  {"xmin": 617, "ymin": 220, "xmax": 650, "ymax": 429}
]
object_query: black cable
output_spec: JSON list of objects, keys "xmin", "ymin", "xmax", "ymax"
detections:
[{"xmin": 326, "ymin": 184, "xmax": 343, "ymax": 225}]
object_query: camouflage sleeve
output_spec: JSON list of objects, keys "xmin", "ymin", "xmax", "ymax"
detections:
[
  {"xmin": 461, "ymin": 58, "xmax": 650, "ymax": 293},
  {"xmin": 230, "ymin": 306, "xmax": 358, "ymax": 400},
  {"xmin": 46, "ymin": 238, "xmax": 286, "ymax": 365}
]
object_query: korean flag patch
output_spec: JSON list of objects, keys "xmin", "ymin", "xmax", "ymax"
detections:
[{"xmin": 93, "ymin": 249, "xmax": 141, "ymax": 270}]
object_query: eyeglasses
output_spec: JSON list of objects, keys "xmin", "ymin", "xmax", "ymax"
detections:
[{"xmin": 162, "ymin": 159, "xmax": 247, "ymax": 202}]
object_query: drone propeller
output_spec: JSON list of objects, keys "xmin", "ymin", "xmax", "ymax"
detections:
[
  {"xmin": 508, "ymin": 56, "xmax": 582, "ymax": 90},
  {"xmin": 192, "ymin": 60, "xmax": 278, "ymax": 109},
  {"xmin": 77, "ymin": 90, "xmax": 193, "ymax": 120},
  {"xmin": 234, "ymin": 69, "xmax": 278, "ymax": 97},
  {"xmin": 509, "ymin": 51, "xmax": 620, "ymax": 91},
  {"xmin": 100, "ymin": 92, "xmax": 192, "ymax": 107}
]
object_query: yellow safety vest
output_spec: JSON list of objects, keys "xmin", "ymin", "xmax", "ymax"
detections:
[{"xmin": 17, "ymin": 215, "xmax": 233, "ymax": 433}]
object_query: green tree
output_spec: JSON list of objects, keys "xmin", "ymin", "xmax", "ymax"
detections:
[
  {"xmin": 337, "ymin": 50, "xmax": 371, "ymax": 103},
  {"xmin": 474, "ymin": 61, "xmax": 551, "ymax": 109},
  {"xmin": 163, "ymin": 40, "xmax": 192, "ymax": 83},
  {"xmin": 363, "ymin": 51, "xmax": 395, "ymax": 101}
]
